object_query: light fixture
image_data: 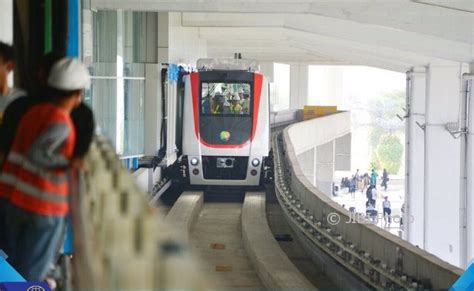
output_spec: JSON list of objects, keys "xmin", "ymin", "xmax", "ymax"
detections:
[
  {"xmin": 251, "ymin": 158, "xmax": 260, "ymax": 167},
  {"xmin": 190, "ymin": 157, "xmax": 199, "ymax": 166}
]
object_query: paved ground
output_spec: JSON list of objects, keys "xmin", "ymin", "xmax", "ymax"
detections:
[{"xmin": 332, "ymin": 178, "xmax": 405, "ymax": 236}]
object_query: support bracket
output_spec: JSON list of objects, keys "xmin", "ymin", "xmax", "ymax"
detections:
[{"xmin": 415, "ymin": 121, "xmax": 425, "ymax": 131}]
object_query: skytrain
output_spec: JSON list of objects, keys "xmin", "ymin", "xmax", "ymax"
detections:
[{"xmin": 182, "ymin": 59, "xmax": 270, "ymax": 186}]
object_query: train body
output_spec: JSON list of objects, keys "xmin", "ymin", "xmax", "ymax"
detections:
[{"xmin": 182, "ymin": 60, "xmax": 270, "ymax": 186}]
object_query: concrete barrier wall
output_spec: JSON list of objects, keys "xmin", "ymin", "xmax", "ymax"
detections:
[
  {"xmin": 287, "ymin": 111, "xmax": 350, "ymax": 156},
  {"xmin": 241, "ymin": 192, "xmax": 314, "ymax": 289},
  {"xmin": 132, "ymin": 168, "xmax": 150, "ymax": 193},
  {"xmin": 270, "ymin": 110, "xmax": 297, "ymax": 126},
  {"xmin": 282, "ymin": 112, "xmax": 463, "ymax": 289}
]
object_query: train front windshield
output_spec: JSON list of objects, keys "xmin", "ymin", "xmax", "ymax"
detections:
[
  {"xmin": 198, "ymin": 74, "xmax": 254, "ymax": 146},
  {"xmin": 201, "ymin": 83, "xmax": 251, "ymax": 116}
]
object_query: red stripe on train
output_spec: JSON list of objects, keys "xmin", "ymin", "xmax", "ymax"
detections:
[{"xmin": 190, "ymin": 72, "xmax": 263, "ymax": 149}]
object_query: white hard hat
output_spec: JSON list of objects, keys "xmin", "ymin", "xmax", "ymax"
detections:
[
  {"xmin": 232, "ymin": 93, "xmax": 240, "ymax": 101},
  {"xmin": 47, "ymin": 58, "xmax": 91, "ymax": 91}
]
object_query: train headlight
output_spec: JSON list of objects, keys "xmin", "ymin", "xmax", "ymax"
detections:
[
  {"xmin": 251, "ymin": 158, "xmax": 260, "ymax": 167},
  {"xmin": 190, "ymin": 157, "xmax": 199, "ymax": 166}
]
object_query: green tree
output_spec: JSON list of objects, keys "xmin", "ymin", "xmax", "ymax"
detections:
[
  {"xmin": 376, "ymin": 134, "xmax": 403, "ymax": 174},
  {"xmin": 369, "ymin": 127, "xmax": 384, "ymax": 149},
  {"xmin": 369, "ymin": 154, "xmax": 380, "ymax": 171}
]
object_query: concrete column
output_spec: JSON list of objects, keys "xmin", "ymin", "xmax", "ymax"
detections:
[
  {"xmin": 424, "ymin": 64, "xmax": 467, "ymax": 267},
  {"xmin": 297, "ymin": 148, "xmax": 316, "ymax": 186},
  {"xmin": 327, "ymin": 67, "xmax": 344, "ymax": 107},
  {"xmin": 157, "ymin": 12, "xmax": 169, "ymax": 63},
  {"xmin": 144, "ymin": 64, "xmax": 161, "ymax": 155},
  {"xmin": 0, "ymin": 0, "xmax": 12, "ymax": 43},
  {"xmin": 116, "ymin": 10, "xmax": 125, "ymax": 154},
  {"xmin": 82, "ymin": 5, "xmax": 93, "ymax": 68},
  {"xmin": 405, "ymin": 67, "xmax": 426, "ymax": 248},
  {"xmin": 335, "ymin": 133, "xmax": 351, "ymax": 171},
  {"xmin": 290, "ymin": 63, "xmax": 308, "ymax": 110},
  {"xmin": 316, "ymin": 140, "xmax": 335, "ymax": 197},
  {"xmin": 465, "ymin": 70, "xmax": 474, "ymax": 266},
  {"xmin": 259, "ymin": 61, "xmax": 274, "ymax": 83},
  {"xmin": 1, "ymin": 0, "xmax": 13, "ymax": 86}
]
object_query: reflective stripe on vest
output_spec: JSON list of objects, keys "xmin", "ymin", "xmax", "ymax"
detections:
[
  {"xmin": 0, "ymin": 152, "xmax": 69, "ymax": 215},
  {"xmin": 7, "ymin": 151, "xmax": 68, "ymax": 184},
  {"xmin": 1, "ymin": 103, "xmax": 74, "ymax": 215},
  {"xmin": 0, "ymin": 173, "xmax": 68, "ymax": 203}
]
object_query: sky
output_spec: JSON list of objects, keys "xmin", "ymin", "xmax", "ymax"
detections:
[
  {"xmin": 308, "ymin": 65, "xmax": 406, "ymax": 109},
  {"xmin": 306, "ymin": 65, "xmax": 406, "ymax": 175}
]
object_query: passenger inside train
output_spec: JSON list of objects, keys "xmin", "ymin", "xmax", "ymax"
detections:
[{"xmin": 201, "ymin": 82, "xmax": 251, "ymax": 115}]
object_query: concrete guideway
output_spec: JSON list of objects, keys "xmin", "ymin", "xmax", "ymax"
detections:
[
  {"xmin": 165, "ymin": 190, "xmax": 314, "ymax": 289},
  {"xmin": 165, "ymin": 191, "xmax": 204, "ymax": 243},
  {"xmin": 242, "ymin": 192, "xmax": 315, "ymax": 289},
  {"xmin": 275, "ymin": 112, "xmax": 463, "ymax": 289}
]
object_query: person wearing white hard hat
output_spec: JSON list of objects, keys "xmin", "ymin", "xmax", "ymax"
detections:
[
  {"xmin": 230, "ymin": 93, "xmax": 242, "ymax": 114},
  {"xmin": 1, "ymin": 57, "xmax": 90, "ymax": 281}
]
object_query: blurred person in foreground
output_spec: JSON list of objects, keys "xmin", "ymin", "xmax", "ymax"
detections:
[
  {"xmin": 0, "ymin": 41, "xmax": 25, "ymax": 255},
  {"xmin": 0, "ymin": 58, "xmax": 90, "ymax": 281}
]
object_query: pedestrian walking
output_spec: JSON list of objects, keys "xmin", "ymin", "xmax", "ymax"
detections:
[
  {"xmin": 381, "ymin": 168, "xmax": 389, "ymax": 191},
  {"xmin": 383, "ymin": 196, "xmax": 392, "ymax": 226},
  {"xmin": 371, "ymin": 186, "xmax": 378, "ymax": 205},
  {"xmin": 370, "ymin": 169, "xmax": 378, "ymax": 187},
  {"xmin": 366, "ymin": 200, "xmax": 378, "ymax": 222}
]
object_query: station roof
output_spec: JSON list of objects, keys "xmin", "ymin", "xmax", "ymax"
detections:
[{"xmin": 93, "ymin": 0, "xmax": 474, "ymax": 72}]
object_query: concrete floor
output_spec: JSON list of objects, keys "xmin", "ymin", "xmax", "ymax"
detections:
[
  {"xmin": 190, "ymin": 202, "xmax": 263, "ymax": 289},
  {"xmin": 333, "ymin": 178, "xmax": 405, "ymax": 236}
]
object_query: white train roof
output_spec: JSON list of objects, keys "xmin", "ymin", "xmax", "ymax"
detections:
[{"xmin": 197, "ymin": 58, "xmax": 260, "ymax": 72}]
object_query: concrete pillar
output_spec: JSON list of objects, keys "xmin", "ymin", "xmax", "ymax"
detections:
[
  {"xmin": 316, "ymin": 141, "xmax": 335, "ymax": 197},
  {"xmin": 465, "ymin": 69, "xmax": 474, "ymax": 266},
  {"xmin": 290, "ymin": 63, "xmax": 308, "ymax": 110},
  {"xmin": 157, "ymin": 12, "xmax": 169, "ymax": 63},
  {"xmin": 327, "ymin": 67, "xmax": 344, "ymax": 107},
  {"xmin": 259, "ymin": 61, "xmax": 274, "ymax": 83},
  {"xmin": 424, "ymin": 63, "xmax": 468, "ymax": 267},
  {"xmin": 142, "ymin": 12, "xmax": 168, "ymax": 156},
  {"xmin": 82, "ymin": 4, "xmax": 93, "ymax": 68},
  {"xmin": 335, "ymin": 133, "xmax": 351, "ymax": 171},
  {"xmin": 297, "ymin": 148, "xmax": 316, "ymax": 186},
  {"xmin": 1, "ymin": 0, "xmax": 13, "ymax": 87},
  {"xmin": 116, "ymin": 10, "xmax": 125, "ymax": 154},
  {"xmin": 405, "ymin": 67, "xmax": 426, "ymax": 248},
  {"xmin": 144, "ymin": 64, "xmax": 162, "ymax": 155},
  {"xmin": 0, "ymin": 0, "xmax": 12, "ymax": 44}
]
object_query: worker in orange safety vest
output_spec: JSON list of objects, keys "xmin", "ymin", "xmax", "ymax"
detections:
[{"xmin": 0, "ymin": 57, "xmax": 90, "ymax": 281}]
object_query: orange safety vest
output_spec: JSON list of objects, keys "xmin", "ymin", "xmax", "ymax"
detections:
[{"xmin": 0, "ymin": 103, "xmax": 75, "ymax": 216}]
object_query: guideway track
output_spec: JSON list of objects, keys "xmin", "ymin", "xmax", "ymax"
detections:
[{"xmin": 165, "ymin": 190, "xmax": 315, "ymax": 289}]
